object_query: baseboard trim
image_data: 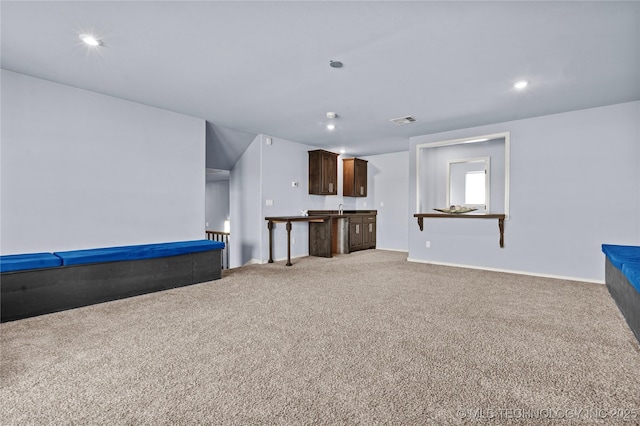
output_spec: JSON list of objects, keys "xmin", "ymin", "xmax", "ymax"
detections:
[
  {"xmin": 375, "ymin": 248, "xmax": 409, "ymax": 254},
  {"xmin": 406, "ymin": 258, "xmax": 604, "ymax": 285},
  {"xmin": 242, "ymin": 258, "xmax": 261, "ymax": 267}
]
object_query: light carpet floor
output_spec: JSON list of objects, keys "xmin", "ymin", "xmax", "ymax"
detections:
[{"xmin": 1, "ymin": 250, "xmax": 639, "ymax": 425}]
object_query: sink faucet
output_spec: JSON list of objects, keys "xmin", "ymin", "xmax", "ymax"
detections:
[{"xmin": 338, "ymin": 203, "xmax": 344, "ymax": 215}]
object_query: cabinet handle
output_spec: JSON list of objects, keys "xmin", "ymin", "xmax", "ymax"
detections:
[
  {"xmin": 369, "ymin": 223, "xmax": 372, "ymax": 232},
  {"xmin": 360, "ymin": 186, "xmax": 364, "ymax": 195},
  {"xmin": 328, "ymin": 183, "xmax": 333, "ymax": 193},
  {"xmin": 356, "ymin": 224, "xmax": 359, "ymax": 234}
]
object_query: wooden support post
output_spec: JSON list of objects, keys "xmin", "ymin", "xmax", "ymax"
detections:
[
  {"xmin": 286, "ymin": 221, "xmax": 293, "ymax": 266},
  {"xmin": 267, "ymin": 220, "xmax": 274, "ymax": 263}
]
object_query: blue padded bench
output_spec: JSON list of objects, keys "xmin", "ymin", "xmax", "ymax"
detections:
[
  {"xmin": 54, "ymin": 240, "xmax": 223, "ymax": 266},
  {"xmin": 0, "ymin": 252, "xmax": 62, "ymax": 273},
  {"xmin": 1, "ymin": 240, "xmax": 225, "ymax": 322},
  {"xmin": 602, "ymin": 244, "xmax": 640, "ymax": 344}
]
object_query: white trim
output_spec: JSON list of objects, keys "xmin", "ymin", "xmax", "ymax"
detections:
[
  {"xmin": 415, "ymin": 132, "xmax": 509, "ymax": 149},
  {"xmin": 415, "ymin": 132, "xmax": 510, "ymax": 218},
  {"xmin": 406, "ymin": 258, "xmax": 605, "ymax": 285},
  {"xmin": 504, "ymin": 132, "xmax": 510, "ymax": 217},
  {"xmin": 374, "ymin": 247, "xmax": 409, "ymax": 254}
]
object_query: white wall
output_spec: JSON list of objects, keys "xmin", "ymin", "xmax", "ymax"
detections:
[
  {"xmin": 260, "ymin": 135, "xmax": 319, "ymax": 263},
  {"xmin": 205, "ymin": 180, "xmax": 230, "ymax": 231},
  {"xmin": 408, "ymin": 101, "xmax": 640, "ymax": 282},
  {"xmin": 356, "ymin": 151, "xmax": 409, "ymax": 252},
  {"xmin": 229, "ymin": 134, "xmax": 262, "ymax": 268},
  {"xmin": 0, "ymin": 70, "xmax": 205, "ymax": 254}
]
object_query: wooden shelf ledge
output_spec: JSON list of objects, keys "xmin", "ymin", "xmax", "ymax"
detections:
[{"xmin": 413, "ymin": 213, "xmax": 506, "ymax": 248}]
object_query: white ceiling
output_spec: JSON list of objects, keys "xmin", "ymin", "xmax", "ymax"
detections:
[{"xmin": 2, "ymin": 1, "xmax": 639, "ymax": 162}]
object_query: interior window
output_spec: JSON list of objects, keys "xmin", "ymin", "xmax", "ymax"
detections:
[
  {"xmin": 447, "ymin": 157, "xmax": 490, "ymax": 212},
  {"xmin": 465, "ymin": 171, "xmax": 486, "ymax": 206}
]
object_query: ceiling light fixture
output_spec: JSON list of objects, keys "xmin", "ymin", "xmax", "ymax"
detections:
[
  {"xmin": 339, "ymin": 149, "xmax": 346, "ymax": 154},
  {"xmin": 326, "ymin": 112, "xmax": 338, "ymax": 131},
  {"xmin": 79, "ymin": 34, "xmax": 102, "ymax": 46},
  {"xmin": 514, "ymin": 80, "xmax": 528, "ymax": 90}
]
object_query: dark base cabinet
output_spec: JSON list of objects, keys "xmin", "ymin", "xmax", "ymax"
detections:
[
  {"xmin": 308, "ymin": 210, "xmax": 377, "ymax": 255},
  {"xmin": 348, "ymin": 214, "xmax": 376, "ymax": 252},
  {"xmin": 309, "ymin": 220, "xmax": 333, "ymax": 258}
]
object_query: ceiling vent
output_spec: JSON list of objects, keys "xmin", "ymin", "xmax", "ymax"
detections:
[{"xmin": 389, "ymin": 115, "xmax": 417, "ymax": 125}]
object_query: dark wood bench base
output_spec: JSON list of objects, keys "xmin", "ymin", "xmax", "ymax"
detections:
[
  {"xmin": 1, "ymin": 250, "xmax": 221, "ymax": 322},
  {"xmin": 605, "ymin": 257, "xmax": 640, "ymax": 344}
]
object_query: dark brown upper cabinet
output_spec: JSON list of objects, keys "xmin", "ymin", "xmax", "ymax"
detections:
[
  {"xmin": 343, "ymin": 158, "xmax": 368, "ymax": 197},
  {"xmin": 308, "ymin": 150, "xmax": 338, "ymax": 195}
]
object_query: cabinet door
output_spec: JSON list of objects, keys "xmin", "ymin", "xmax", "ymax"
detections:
[
  {"xmin": 343, "ymin": 158, "xmax": 367, "ymax": 197},
  {"xmin": 349, "ymin": 216, "xmax": 363, "ymax": 251},
  {"xmin": 309, "ymin": 150, "xmax": 338, "ymax": 195},
  {"xmin": 308, "ymin": 151, "xmax": 321, "ymax": 194},
  {"xmin": 322, "ymin": 153, "xmax": 337, "ymax": 194},
  {"xmin": 354, "ymin": 160, "xmax": 367, "ymax": 197},
  {"xmin": 367, "ymin": 221, "xmax": 376, "ymax": 248},
  {"xmin": 362, "ymin": 221, "xmax": 370, "ymax": 247},
  {"xmin": 363, "ymin": 216, "xmax": 376, "ymax": 248}
]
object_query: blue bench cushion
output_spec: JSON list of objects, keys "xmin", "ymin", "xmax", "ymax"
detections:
[
  {"xmin": 621, "ymin": 262, "xmax": 640, "ymax": 294},
  {"xmin": 54, "ymin": 240, "xmax": 225, "ymax": 266},
  {"xmin": 0, "ymin": 253, "xmax": 62, "ymax": 273},
  {"xmin": 602, "ymin": 244, "xmax": 640, "ymax": 270}
]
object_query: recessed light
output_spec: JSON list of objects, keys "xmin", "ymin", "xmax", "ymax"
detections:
[
  {"xmin": 79, "ymin": 34, "xmax": 102, "ymax": 46},
  {"xmin": 327, "ymin": 123, "xmax": 336, "ymax": 131},
  {"xmin": 329, "ymin": 60, "xmax": 343, "ymax": 68},
  {"xmin": 326, "ymin": 112, "xmax": 337, "ymax": 119},
  {"xmin": 339, "ymin": 149, "xmax": 346, "ymax": 154},
  {"xmin": 514, "ymin": 80, "xmax": 528, "ymax": 90}
]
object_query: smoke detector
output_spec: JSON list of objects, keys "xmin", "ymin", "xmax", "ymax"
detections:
[{"xmin": 389, "ymin": 115, "xmax": 418, "ymax": 125}]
